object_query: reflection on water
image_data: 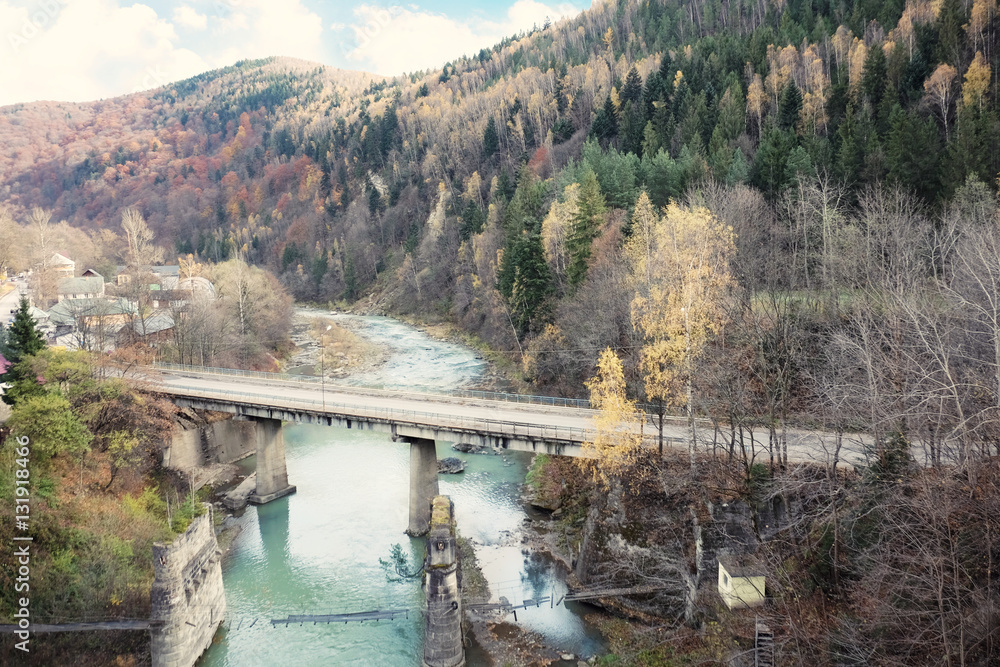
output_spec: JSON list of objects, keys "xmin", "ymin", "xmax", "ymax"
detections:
[{"xmin": 201, "ymin": 429, "xmax": 603, "ymax": 666}]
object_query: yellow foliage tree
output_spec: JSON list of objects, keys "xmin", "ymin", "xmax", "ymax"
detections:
[
  {"xmin": 629, "ymin": 203, "xmax": 736, "ymax": 463},
  {"xmin": 746, "ymin": 73, "xmax": 767, "ymax": 137},
  {"xmin": 962, "ymin": 51, "xmax": 991, "ymax": 110},
  {"xmin": 925, "ymin": 63, "xmax": 959, "ymax": 140},
  {"xmin": 540, "ymin": 182, "xmax": 580, "ymax": 288},
  {"xmin": 583, "ymin": 348, "xmax": 644, "ymax": 488}
]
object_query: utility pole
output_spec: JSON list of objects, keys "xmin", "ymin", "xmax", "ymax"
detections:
[{"xmin": 321, "ymin": 324, "xmax": 331, "ymax": 410}]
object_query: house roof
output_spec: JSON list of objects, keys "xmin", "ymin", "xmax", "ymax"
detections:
[
  {"xmin": 57, "ymin": 276, "xmax": 105, "ymax": 294},
  {"xmin": 81, "ymin": 269, "xmax": 103, "ymax": 278},
  {"xmin": 133, "ymin": 313, "xmax": 174, "ymax": 335},
  {"xmin": 718, "ymin": 555, "xmax": 764, "ymax": 578},
  {"xmin": 115, "ymin": 265, "xmax": 180, "ymax": 276},
  {"xmin": 47, "ymin": 298, "xmax": 133, "ymax": 326},
  {"xmin": 50, "ymin": 252, "xmax": 75, "ymax": 266},
  {"xmin": 177, "ymin": 276, "xmax": 216, "ymax": 298},
  {"xmin": 152, "ymin": 265, "xmax": 180, "ymax": 276}
]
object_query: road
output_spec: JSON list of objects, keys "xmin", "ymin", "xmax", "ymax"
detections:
[
  {"xmin": 0, "ymin": 278, "xmax": 28, "ymax": 324},
  {"xmin": 152, "ymin": 367, "xmax": 870, "ymax": 468}
]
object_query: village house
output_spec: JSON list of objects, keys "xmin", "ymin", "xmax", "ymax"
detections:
[
  {"xmin": 57, "ymin": 276, "xmax": 106, "ymax": 301},
  {"xmin": 717, "ymin": 556, "xmax": 766, "ymax": 610},
  {"xmin": 49, "ymin": 252, "xmax": 75, "ymax": 278}
]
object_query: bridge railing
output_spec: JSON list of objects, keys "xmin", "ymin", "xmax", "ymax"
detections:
[
  {"xmin": 153, "ymin": 362, "xmax": 594, "ymax": 411},
  {"xmin": 159, "ymin": 383, "xmax": 604, "ymax": 445}
]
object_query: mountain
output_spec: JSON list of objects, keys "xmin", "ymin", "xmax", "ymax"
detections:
[{"xmin": 1, "ymin": 0, "xmax": 998, "ymax": 391}]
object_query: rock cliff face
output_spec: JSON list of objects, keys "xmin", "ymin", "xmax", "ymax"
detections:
[
  {"xmin": 569, "ymin": 460, "xmax": 796, "ymax": 623},
  {"xmin": 166, "ymin": 409, "xmax": 257, "ymax": 470},
  {"xmin": 150, "ymin": 507, "xmax": 226, "ymax": 667}
]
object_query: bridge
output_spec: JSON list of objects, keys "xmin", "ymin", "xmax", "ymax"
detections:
[{"xmin": 149, "ymin": 364, "xmax": 866, "ymax": 534}]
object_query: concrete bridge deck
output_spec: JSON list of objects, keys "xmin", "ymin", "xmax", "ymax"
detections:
[{"xmin": 151, "ymin": 366, "xmax": 867, "ymax": 466}]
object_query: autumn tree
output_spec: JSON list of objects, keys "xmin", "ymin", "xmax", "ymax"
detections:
[
  {"xmin": 584, "ymin": 348, "xmax": 645, "ymax": 488},
  {"xmin": 630, "ymin": 203, "xmax": 737, "ymax": 463},
  {"xmin": 121, "ymin": 208, "xmax": 164, "ymax": 269},
  {"xmin": 212, "ymin": 257, "xmax": 294, "ymax": 367},
  {"xmin": 924, "ymin": 63, "xmax": 959, "ymax": 141}
]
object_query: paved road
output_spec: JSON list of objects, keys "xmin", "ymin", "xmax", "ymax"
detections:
[
  {"xmin": 152, "ymin": 368, "xmax": 870, "ymax": 468},
  {"xmin": 0, "ymin": 278, "xmax": 28, "ymax": 324}
]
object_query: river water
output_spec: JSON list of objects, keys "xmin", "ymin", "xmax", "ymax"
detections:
[{"xmin": 200, "ymin": 315, "xmax": 603, "ymax": 666}]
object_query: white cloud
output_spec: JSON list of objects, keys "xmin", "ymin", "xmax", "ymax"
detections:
[
  {"xmin": 209, "ymin": 0, "xmax": 325, "ymax": 66},
  {"xmin": 0, "ymin": 0, "xmax": 209, "ymax": 105},
  {"xmin": 345, "ymin": 1, "xmax": 584, "ymax": 76},
  {"xmin": 173, "ymin": 6, "xmax": 207, "ymax": 31},
  {"xmin": 0, "ymin": 0, "xmax": 326, "ymax": 105}
]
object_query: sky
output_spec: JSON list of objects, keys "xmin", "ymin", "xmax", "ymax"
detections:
[{"xmin": 0, "ymin": 0, "xmax": 590, "ymax": 107}]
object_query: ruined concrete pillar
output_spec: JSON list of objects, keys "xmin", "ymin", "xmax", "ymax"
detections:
[
  {"xmin": 423, "ymin": 496, "xmax": 464, "ymax": 667},
  {"xmin": 150, "ymin": 507, "xmax": 226, "ymax": 667},
  {"xmin": 405, "ymin": 436, "xmax": 439, "ymax": 536},
  {"xmin": 248, "ymin": 417, "xmax": 296, "ymax": 505}
]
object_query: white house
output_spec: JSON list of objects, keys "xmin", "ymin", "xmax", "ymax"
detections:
[
  {"xmin": 57, "ymin": 276, "xmax": 106, "ymax": 302},
  {"xmin": 718, "ymin": 556, "xmax": 766, "ymax": 610}
]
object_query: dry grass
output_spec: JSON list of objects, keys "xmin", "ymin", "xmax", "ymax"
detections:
[{"xmin": 310, "ymin": 318, "xmax": 382, "ymax": 372}]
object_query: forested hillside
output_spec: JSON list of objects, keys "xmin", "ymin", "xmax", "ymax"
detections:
[
  {"xmin": 1, "ymin": 0, "xmax": 999, "ymax": 407},
  {"xmin": 3, "ymin": 1, "xmax": 1000, "ymax": 663}
]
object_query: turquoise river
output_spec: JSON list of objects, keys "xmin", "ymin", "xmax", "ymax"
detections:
[{"xmin": 200, "ymin": 314, "xmax": 604, "ymax": 666}]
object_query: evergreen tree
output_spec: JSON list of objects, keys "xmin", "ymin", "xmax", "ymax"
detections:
[
  {"xmin": 752, "ymin": 128, "xmax": 794, "ymax": 199},
  {"xmin": 658, "ymin": 52, "xmax": 674, "ymax": 87},
  {"xmin": 642, "ymin": 71, "xmax": 662, "ymax": 120},
  {"xmin": 621, "ymin": 66, "xmax": 644, "ymax": 106},
  {"xmin": 861, "ymin": 43, "xmax": 888, "ymax": 109},
  {"xmin": 368, "ymin": 187, "xmax": 382, "ymax": 216},
  {"xmin": 1, "ymin": 297, "xmax": 46, "ymax": 406},
  {"xmin": 785, "ymin": 145, "xmax": 814, "ymax": 183},
  {"xmin": 567, "ymin": 169, "xmax": 607, "ymax": 288},
  {"xmin": 651, "ymin": 96, "xmax": 673, "ymax": 151},
  {"xmin": 459, "ymin": 200, "xmax": 486, "ymax": 240},
  {"xmin": 836, "ymin": 103, "xmax": 866, "ymax": 183},
  {"xmin": 6, "ymin": 297, "xmax": 44, "ymax": 365},
  {"xmin": 482, "ymin": 117, "xmax": 500, "ymax": 160},
  {"xmin": 886, "ymin": 105, "xmax": 940, "ymax": 201},
  {"xmin": 778, "ymin": 80, "xmax": 803, "ymax": 130},
  {"xmin": 620, "ymin": 101, "xmax": 647, "ymax": 157},
  {"xmin": 497, "ymin": 233, "xmax": 552, "ymax": 335},
  {"xmin": 728, "ymin": 148, "xmax": 751, "ymax": 184},
  {"xmin": 555, "ymin": 63, "xmax": 569, "ymax": 115},
  {"xmin": 504, "ymin": 167, "xmax": 549, "ymax": 235},
  {"xmin": 593, "ymin": 96, "xmax": 619, "ymax": 142},
  {"xmin": 642, "ymin": 149, "xmax": 682, "ymax": 209},
  {"xmin": 936, "ymin": 0, "xmax": 965, "ymax": 66}
]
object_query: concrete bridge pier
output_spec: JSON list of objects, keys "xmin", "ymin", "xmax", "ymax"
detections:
[
  {"xmin": 423, "ymin": 496, "xmax": 464, "ymax": 667},
  {"xmin": 247, "ymin": 417, "xmax": 297, "ymax": 505},
  {"xmin": 401, "ymin": 435, "xmax": 439, "ymax": 536}
]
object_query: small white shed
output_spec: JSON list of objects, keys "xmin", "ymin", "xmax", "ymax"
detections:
[{"xmin": 718, "ymin": 556, "xmax": 766, "ymax": 609}]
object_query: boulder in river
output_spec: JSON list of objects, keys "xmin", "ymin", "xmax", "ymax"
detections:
[
  {"xmin": 438, "ymin": 457, "xmax": 466, "ymax": 474},
  {"xmin": 452, "ymin": 442, "xmax": 496, "ymax": 455},
  {"xmin": 223, "ymin": 473, "xmax": 256, "ymax": 510}
]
